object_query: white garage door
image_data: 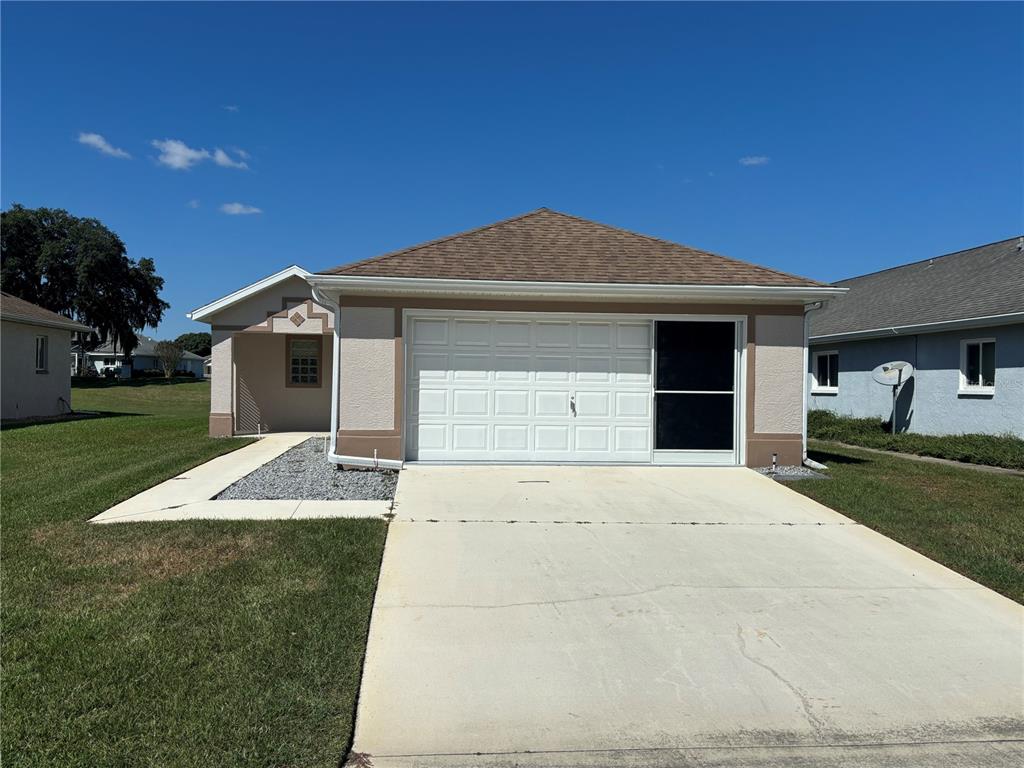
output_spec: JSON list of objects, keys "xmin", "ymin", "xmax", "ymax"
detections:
[{"xmin": 407, "ymin": 315, "xmax": 654, "ymax": 462}]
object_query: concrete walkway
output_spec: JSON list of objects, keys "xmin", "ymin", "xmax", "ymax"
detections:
[
  {"xmin": 90, "ymin": 432, "xmax": 391, "ymax": 523},
  {"xmin": 350, "ymin": 465, "xmax": 1024, "ymax": 767}
]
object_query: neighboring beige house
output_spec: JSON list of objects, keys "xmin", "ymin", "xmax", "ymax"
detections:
[
  {"xmin": 188, "ymin": 209, "xmax": 845, "ymax": 468},
  {"xmin": 1, "ymin": 292, "xmax": 93, "ymax": 422}
]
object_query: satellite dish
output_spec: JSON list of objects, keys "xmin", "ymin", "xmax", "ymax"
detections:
[
  {"xmin": 872, "ymin": 361, "xmax": 914, "ymax": 386},
  {"xmin": 872, "ymin": 361, "xmax": 914, "ymax": 435}
]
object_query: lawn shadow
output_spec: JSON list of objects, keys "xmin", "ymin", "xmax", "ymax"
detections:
[
  {"xmin": 808, "ymin": 449, "xmax": 868, "ymax": 466},
  {"xmin": 71, "ymin": 377, "xmax": 205, "ymax": 390},
  {"xmin": 1, "ymin": 411, "xmax": 144, "ymax": 431}
]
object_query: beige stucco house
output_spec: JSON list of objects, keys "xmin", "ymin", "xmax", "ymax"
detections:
[
  {"xmin": 1, "ymin": 292, "xmax": 93, "ymax": 422},
  {"xmin": 188, "ymin": 209, "xmax": 845, "ymax": 468}
]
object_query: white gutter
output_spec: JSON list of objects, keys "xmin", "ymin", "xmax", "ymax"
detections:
[
  {"xmin": 810, "ymin": 311, "xmax": 1024, "ymax": 344},
  {"xmin": 306, "ymin": 274, "xmax": 847, "ymax": 303},
  {"xmin": 310, "ymin": 285, "xmax": 404, "ymax": 471}
]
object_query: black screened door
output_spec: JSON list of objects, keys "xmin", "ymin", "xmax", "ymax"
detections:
[{"xmin": 654, "ymin": 321, "xmax": 737, "ymax": 453}]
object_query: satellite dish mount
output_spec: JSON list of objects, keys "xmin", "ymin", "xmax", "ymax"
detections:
[{"xmin": 871, "ymin": 361, "xmax": 915, "ymax": 435}]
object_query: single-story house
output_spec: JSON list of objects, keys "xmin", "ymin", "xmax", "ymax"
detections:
[
  {"xmin": 78, "ymin": 335, "xmax": 206, "ymax": 377},
  {"xmin": 1, "ymin": 292, "xmax": 93, "ymax": 421},
  {"xmin": 809, "ymin": 236, "xmax": 1024, "ymax": 438},
  {"xmin": 188, "ymin": 208, "xmax": 845, "ymax": 468}
]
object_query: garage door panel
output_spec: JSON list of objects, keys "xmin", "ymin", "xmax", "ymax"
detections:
[
  {"xmin": 494, "ymin": 321, "xmax": 531, "ymax": 347},
  {"xmin": 575, "ymin": 425, "xmax": 610, "ymax": 452},
  {"xmin": 494, "ymin": 424, "xmax": 529, "ymax": 451},
  {"xmin": 535, "ymin": 390, "xmax": 570, "ymax": 417},
  {"xmin": 535, "ymin": 425, "xmax": 570, "ymax": 451},
  {"xmin": 452, "ymin": 424, "xmax": 488, "ymax": 451},
  {"xmin": 412, "ymin": 318, "xmax": 448, "ymax": 345},
  {"xmin": 534, "ymin": 355, "xmax": 571, "ymax": 381},
  {"xmin": 617, "ymin": 323, "xmax": 651, "ymax": 349},
  {"xmin": 495, "ymin": 390, "xmax": 529, "ymax": 417},
  {"xmin": 413, "ymin": 352, "xmax": 449, "ymax": 381},
  {"xmin": 416, "ymin": 389, "xmax": 448, "ymax": 417},
  {"xmin": 453, "ymin": 319, "xmax": 491, "ymax": 346},
  {"xmin": 576, "ymin": 322, "xmax": 612, "ymax": 348},
  {"xmin": 615, "ymin": 356, "xmax": 652, "ymax": 384},
  {"xmin": 615, "ymin": 390, "xmax": 650, "ymax": 418},
  {"xmin": 615, "ymin": 425, "xmax": 651, "ymax": 452},
  {"xmin": 575, "ymin": 356, "xmax": 612, "ymax": 382},
  {"xmin": 575, "ymin": 391, "xmax": 610, "ymax": 417},
  {"xmin": 536, "ymin": 322, "xmax": 572, "ymax": 347},
  {"xmin": 452, "ymin": 389, "xmax": 488, "ymax": 416},
  {"xmin": 451, "ymin": 354, "xmax": 490, "ymax": 381}
]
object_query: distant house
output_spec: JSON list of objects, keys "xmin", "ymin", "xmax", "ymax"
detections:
[
  {"xmin": 81, "ymin": 335, "xmax": 206, "ymax": 377},
  {"xmin": 202, "ymin": 355, "xmax": 212, "ymax": 378},
  {"xmin": 1, "ymin": 292, "xmax": 93, "ymax": 421},
  {"xmin": 808, "ymin": 237, "xmax": 1024, "ymax": 438}
]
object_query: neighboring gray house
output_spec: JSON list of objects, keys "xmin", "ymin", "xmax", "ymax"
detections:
[
  {"xmin": 1, "ymin": 292, "xmax": 93, "ymax": 421},
  {"xmin": 83, "ymin": 334, "xmax": 206, "ymax": 377},
  {"xmin": 808, "ymin": 237, "xmax": 1024, "ymax": 438}
]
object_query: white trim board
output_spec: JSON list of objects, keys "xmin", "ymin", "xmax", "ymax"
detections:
[{"xmin": 187, "ymin": 265, "xmax": 311, "ymax": 322}]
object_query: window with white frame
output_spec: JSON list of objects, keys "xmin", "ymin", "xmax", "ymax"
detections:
[
  {"xmin": 960, "ymin": 338, "xmax": 995, "ymax": 393},
  {"xmin": 35, "ymin": 335, "xmax": 48, "ymax": 373},
  {"xmin": 812, "ymin": 350, "xmax": 839, "ymax": 392}
]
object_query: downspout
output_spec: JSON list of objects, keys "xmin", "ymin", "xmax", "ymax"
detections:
[
  {"xmin": 310, "ymin": 284, "xmax": 403, "ymax": 470},
  {"xmin": 802, "ymin": 301, "xmax": 828, "ymax": 471},
  {"xmin": 311, "ymin": 285, "xmax": 342, "ymax": 461}
]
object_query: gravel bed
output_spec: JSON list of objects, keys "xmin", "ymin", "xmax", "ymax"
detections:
[
  {"xmin": 216, "ymin": 438, "xmax": 398, "ymax": 501},
  {"xmin": 753, "ymin": 464, "xmax": 829, "ymax": 481}
]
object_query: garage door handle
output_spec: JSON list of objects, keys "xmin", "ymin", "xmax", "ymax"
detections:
[{"xmin": 570, "ymin": 395, "xmax": 577, "ymax": 417}]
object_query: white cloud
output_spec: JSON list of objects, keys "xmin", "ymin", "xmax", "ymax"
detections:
[
  {"xmin": 220, "ymin": 202, "xmax": 262, "ymax": 215},
  {"xmin": 739, "ymin": 155, "xmax": 770, "ymax": 166},
  {"xmin": 186, "ymin": 199, "xmax": 200, "ymax": 209},
  {"xmin": 151, "ymin": 139, "xmax": 249, "ymax": 170},
  {"xmin": 212, "ymin": 148, "xmax": 248, "ymax": 169},
  {"xmin": 231, "ymin": 146, "xmax": 251, "ymax": 160},
  {"xmin": 152, "ymin": 139, "xmax": 210, "ymax": 170},
  {"xmin": 223, "ymin": 105, "xmax": 240, "ymax": 112},
  {"xmin": 78, "ymin": 132, "xmax": 131, "ymax": 159}
]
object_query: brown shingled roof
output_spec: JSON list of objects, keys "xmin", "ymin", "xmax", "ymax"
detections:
[
  {"xmin": 0, "ymin": 292, "xmax": 93, "ymax": 333},
  {"xmin": 320, "ymin": 208, "xmax": 826, "ymax": 287}
]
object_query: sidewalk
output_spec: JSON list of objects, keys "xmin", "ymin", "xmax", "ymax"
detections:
[{"xmin": 90, "ymin": 432, "xmax": 392, "ymax": 523}]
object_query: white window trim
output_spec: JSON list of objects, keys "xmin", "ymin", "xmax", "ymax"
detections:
[
  {"xmin": 959, "ymin": 337, "xmax": 996, "ymax": 396},
  {"xmin": 811, "ymin": 349, "xmax": 839, "ymax": 394},
  {"xmin": 35, "ymin": 334, "xmax": 49, "ymax": 373}
]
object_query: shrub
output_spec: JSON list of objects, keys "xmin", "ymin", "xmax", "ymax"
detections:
[{"xmin": 808, "ymin": 410, "xmax": 1024, "ymax": 470}]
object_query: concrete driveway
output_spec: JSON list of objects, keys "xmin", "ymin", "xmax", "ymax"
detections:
[{"xmin": 350, "ymin": 466, "xmax": 1024, "ymax": 767}]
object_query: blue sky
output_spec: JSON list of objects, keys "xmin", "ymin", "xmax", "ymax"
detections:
[{"xmin": 2, "ymin": 2, "xmax": 1021, "ymax": 338}]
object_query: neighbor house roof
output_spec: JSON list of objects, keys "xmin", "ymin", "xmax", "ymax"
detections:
[
  {"xmin": 90, "ymin": 335, "xmax": 204, "ymax": 360},
  {"xmin": 318, "ymin": 208, "xmax": 828, "ymax": 288},
  {"xmin": 810, "ymin": 236, "xmax": 1024, "ymax": 341},
  {"xmin": 0, "ymin": 292, "xmax": 93, "ymax": 333}
]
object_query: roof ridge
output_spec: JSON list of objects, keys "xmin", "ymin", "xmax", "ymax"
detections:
[
  {"xmin": 323, "ymin": 208, "xmax": 552, "ymax": 275},
  {"xmin": 541, "ymin": 208, "xmax": 828, "ymax": 287},
  {"xmin": 834, "ymin": 235, "xmax": 1023, "ymax": 284}
]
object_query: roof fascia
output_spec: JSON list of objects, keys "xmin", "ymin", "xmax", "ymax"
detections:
[
  {"xmin": 306, "ymin": 274, "xmax": 847, "ymax": 303},
  {"xmin": 186, "ymin": 265, "xmax": 311, "ymax": 323}
]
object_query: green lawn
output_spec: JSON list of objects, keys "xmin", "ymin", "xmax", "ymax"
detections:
[
  {"xmin": 808, "ymin": 409, "xmax": 1024, "ymax": 470},
  {"xmin": 1, "ymin": 380, "xmax": 388, "ymax": 767},
  {"xmin": 791, "ymin": 442, "xmax": 1024, "ymax": 604}
]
